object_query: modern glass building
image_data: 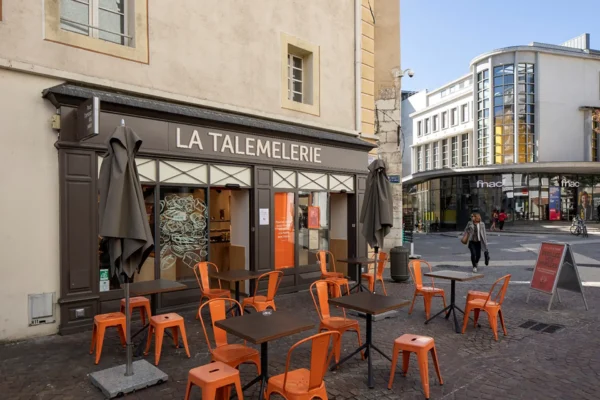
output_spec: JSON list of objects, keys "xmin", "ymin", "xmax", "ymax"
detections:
[{"xmin": 402, "ymin": 34, "xmax": 600, "ymax": 230}]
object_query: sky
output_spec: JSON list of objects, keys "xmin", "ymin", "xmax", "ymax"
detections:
[{"xmin": 401, "ymin": 0, "xmax": 600, "ymax": 92}]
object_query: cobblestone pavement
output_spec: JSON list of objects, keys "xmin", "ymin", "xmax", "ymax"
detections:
[{"xmin": 2, "ymin": 237, "xmax": 600, "ymax": 399}]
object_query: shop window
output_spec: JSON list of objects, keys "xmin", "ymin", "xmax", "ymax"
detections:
[
  {"xmin": 159, "ymin": 160, "xmax": 208, "ymax": 185},
  {"xmin": 45, "ymin": 0, "xmax": 149, "ymax": 63},
  {"xmin": 273, "ymin": 170, "xmax": 297, "ymax": 189},
  {"xmin": 298, "ymin": 192, "xmax": 329, "ymax": 267},
  {"xmin": 99, "ymin": 185, "xmax": 156, "ymax": 291},
  {"xmin": 274, "ymin": 192, "xmax": 295, "ymax": 270},
  {"xmin": 210, "ymin": 164, "xmax": 252, "ymax": 187},
  {"xmin": 159, "ymin": 187, "xmax": 208, "ymax": 282},
  {"xmin": 298, "ymin": 171, "xmax": 327, "ymax": 190},
  {"xmin": 329, "ymin": 174, "xmax": 354, "ymax": 192},
  {"xmin": 281, "ymin": 33, "xmax": 320, "ymax": 116}
]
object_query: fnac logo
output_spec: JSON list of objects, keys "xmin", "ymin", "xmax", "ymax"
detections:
[
  {"xmin": 561, "ymin": 179, "xmax": 579, "ymax": 188},
  {"xmin": 476, "ymin": 180, "xmax": 503, "ymax": 188}
]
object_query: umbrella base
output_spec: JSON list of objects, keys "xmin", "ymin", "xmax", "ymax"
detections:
[{"xmin": 90, "ymin": 359, "xmax": 168, "ymax": 398}]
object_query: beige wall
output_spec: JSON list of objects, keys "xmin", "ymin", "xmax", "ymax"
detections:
[
  {"xmin": 374, "ymin": 0, "xmax": 400, "ymax": 97},
  {"xmin": 361, "ymin": 0, "xmax": 376, "ymax": 135},
  {"xmin": 0, "ymin": 70, "xmax": 62, "ymax": 341},
  {"xmin": 0, "ymin": 0, "xmax": 356, "ymax": 133}
]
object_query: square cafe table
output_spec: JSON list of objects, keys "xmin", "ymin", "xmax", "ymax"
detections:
[
  {"xmin": 215, "ymin": 311, "xmax": 314, "ymax": 398},
  {"xmin": 337, "ymin": 257, "xmax": 377, "ymax": 292},
  {"xmin": 125, "ymin": 279, "xmax": 187, "ymax": 356},
  {"xmin": 329, "ymin": 292, "xmax": 410, "ymax": 389},
  {"xmin": 424, "ymin": 270, "xmax": 484, "ymax": 333}
]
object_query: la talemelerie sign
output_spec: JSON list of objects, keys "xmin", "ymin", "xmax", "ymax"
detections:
[{"xmin": 174, "ymin": 126, "xmax": 323, "ymax": 164}]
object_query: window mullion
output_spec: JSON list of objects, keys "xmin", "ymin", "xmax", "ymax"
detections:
[{"xmin": 90, "ymin": 0, "xmax": 99, "ymax": 39}]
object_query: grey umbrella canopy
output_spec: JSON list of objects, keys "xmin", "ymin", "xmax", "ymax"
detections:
[
  {"xmin": 360, "ymin": 159, "xmax": 393, "ymax": 293},
  {"xmin": 98, "ymin": 125, "xmax": 153, "ymax": 281},
  {"xmin": 98, "ymin": 123, "xmax": 154, "ymax": 376}
]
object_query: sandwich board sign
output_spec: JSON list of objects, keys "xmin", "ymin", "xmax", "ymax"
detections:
[{"xmin": 526, "ymin": 242, "xmax": 588, "ymax": 311}]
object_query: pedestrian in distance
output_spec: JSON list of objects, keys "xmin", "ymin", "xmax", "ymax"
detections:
[
  {"xmin": 498, "ymin": 209, "xmax": 507, "ymax": 231},
  {"xmin": 490, "ymin": 209, "xmax": 499, "ymax": 231},
  {"xmin": 463, "ymin": 213, "xmax": 488, "ymax": 273}
]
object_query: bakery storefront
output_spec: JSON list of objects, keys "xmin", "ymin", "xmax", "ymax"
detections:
[
  {"xmin": 402, "ymin": 164, "xmax": 600, "ymax": 232},
  {"xmin": 45, "ymin": 84, "xmax": 374, "ymax": 334}
]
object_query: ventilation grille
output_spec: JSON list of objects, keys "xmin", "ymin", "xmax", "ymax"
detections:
[
  {"xmin": 519, "ymin": 319, "xmax": 564, "ymax": 334},
  {"xmin": 28, "ymin": 293, "xmax": 56, "ymax": 326}
]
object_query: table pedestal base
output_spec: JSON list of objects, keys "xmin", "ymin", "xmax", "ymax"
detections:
[
  {"xmin": 231, "ymin": 342, "xmax": 268, "ymax": 399},
  {"xmin": 330, "ymin": 314, "xmax": 391, "ymax": 389},
  {"xmin": 424, "ymin": 280, "xmax": 479, "ymax": 333}
]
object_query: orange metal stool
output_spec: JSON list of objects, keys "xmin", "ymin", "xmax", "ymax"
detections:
[
  {"xmin": 89, "ymin": 312, "xmax": 127, "ymax": 365},
  {"xmin": 120, "ymin": 296, "xmax": 151, "ymax": 326},
  {"xmin": 184, "ymin": 361, "xmax": 244, "ymax": 400},
  {"xmin": 144, "ymin": 313, "xmax": 191, "ymax": 365},
  {"xmin": 388, "ymin": 334, "xmax": 443, "ymax": 400}
]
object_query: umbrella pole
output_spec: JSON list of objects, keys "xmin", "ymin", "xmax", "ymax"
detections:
[
  {"xmin": 124, "ymin": 281, "xmax": 133, "ymax": 376},
  {"xmin": 373, "ymin": 246, "xmax": 378, "ymax": 294}
]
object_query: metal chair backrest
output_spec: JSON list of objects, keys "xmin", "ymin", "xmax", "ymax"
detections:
[
  {"xmin": 253, "ymin": 270, "xmax": 283, "ymax": 301},
  {"xmin": 376, "ymin": 251, "xmax": 389, "ymax": 278},
  {"xmin": 199, "ymin": 298, "xmax": 243, "ymax": 350},
  {"xmin": 485, "ymin": 274, "xmax": 511, "ymax": 306},
  {"xmin": 193, "ymin": 262, "xmax": 221, "ymax": 291},
  {"xmin": 408, "ymin": 259, "xmax": 434, "ymax": 289},
  {"xmin": 309, "ymin": 280, "xmax": 346, "ymax": 321},
  {"xmin": 283, "ymin": 331, "xmax": 340, "ymax": 392},
  {"xmin": 316, "ymin": 250, "xmax": 336, "ymax": 275}
]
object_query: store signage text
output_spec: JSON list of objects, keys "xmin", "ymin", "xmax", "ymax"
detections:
[
  {"xmin": 476, "ymin": 180, "xmax": 503, "ymax": 188},
  {"xmin": 561, "ymin": 179, "xmax": 579, "ymax": 188},
  {"xmin": 175, "ymin": 127, "xmax": 322, "ymax": 164}
]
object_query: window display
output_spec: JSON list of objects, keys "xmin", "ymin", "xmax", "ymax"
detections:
[
  {"xmin": 159, "ymin": 187, "xmax": 208, "ymax": 281},
  {"xmin": 274, "ymin": 192, "xmax": 295, "ymax": 270}
]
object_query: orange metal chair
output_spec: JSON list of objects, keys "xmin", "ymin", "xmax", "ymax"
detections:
[
  {"xmin": 310, "ymin": 280, "xmax": 364, "ymax": 364},
  {"xmin": 120, "ymin": 296, "xmax": 151, "ymax": 326},
  {"xmin": 144, "ymin": 312, "xmax": 191, "ymax": 365},
  {"xmin": 89, "ymin": 312, "xmax": 127, "ymax": 365},
  {"xmin": 194, "ymin": 262, "xmax": 231, "ymax": 318},
  {"xmin": 199, "ymin": 298, "xmax": 261, "ymax": 374},
  {"xmin": 184, "ymin": 361, "xmax": 244, "ymax": 400},
  {"xmin": 266, "ymin": 331, "xmax": 340, "ymax": 400},
  {"xmin": 243, "ymin": 271, "xmax": 283, "ymax": 312},
  {"xmin": 408, "ymin": 260, "xmax": 447, "ymax": 319},
  {"xmin": 462, "ymin": 274, "xmax": 511, "ymax": 341},
  {"xmin": 362, "ymin": 251, "xmax": 389, "ymax": 295},
  {"xmin": 317, "ymin": 250, "xmax": 349, "ymax": 296},
  {"xmin": 388, "ymin": 334, "xmax": 443, "ymax": 400}
]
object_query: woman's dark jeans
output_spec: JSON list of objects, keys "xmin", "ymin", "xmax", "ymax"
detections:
[{"xmin": 468, "ymin": 241, "xmax": 482, "ymax": 267}]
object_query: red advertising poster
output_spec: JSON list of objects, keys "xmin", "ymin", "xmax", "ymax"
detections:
[
  {"xmin": 307, "ymin": 206, "xmax": 320, "ymax": 229},
  {"xmin": 274, "ymin": 192, "xmax": 295, "ymax": 270},
  {"xmin": 531, "ymin": 242, "xmax": 565, "ymax": 294}
]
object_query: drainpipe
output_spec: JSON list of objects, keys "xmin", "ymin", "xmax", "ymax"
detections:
[{"xmin": 355, "ymin": 0, "xmax": 362, "ymax": 133}]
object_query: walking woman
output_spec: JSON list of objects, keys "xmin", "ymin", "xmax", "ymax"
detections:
[{"xmin": 464, "ymin": 213, "xmax": 488, "ymax": 273}]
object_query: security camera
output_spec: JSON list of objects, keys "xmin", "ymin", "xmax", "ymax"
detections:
[{"xmin": 407, "ymin": 69, "xmax": 415, "ymax": 78}]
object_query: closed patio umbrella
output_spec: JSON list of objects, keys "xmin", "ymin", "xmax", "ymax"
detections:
[
  {"xmin": 360, "ymin": 158, "xmax": 393, "ymax": 293},
  {"xmin": 98, "ymin": 121, "xmax": 154, "ymax": 376}
]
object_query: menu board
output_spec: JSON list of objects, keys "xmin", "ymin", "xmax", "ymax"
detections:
[
  {"xmin": 531, "ymin": 242, "xmax": 564, "ymax": 294},
  {"xmin": 274, "ymin": 192, "xmax": 295, "ymax": 270},
  {"xmin": 308, "ymin": 206, "xmax": 320, "ymax": 229}
]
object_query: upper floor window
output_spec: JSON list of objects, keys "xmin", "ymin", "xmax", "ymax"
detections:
[
  {"xmin": 417, "ymin": 121, "xmax": 423, "ymax": 137},
  {"xmin": 442, "ymin": 112, "xmax": 448, "ymax": 129},
  {"xmin": 60, "ymin": 0, "xmax": 130, "ymax": 46},
  {"xmin": 442, "ymin": 139, "xmax": 449, "ymax": 167},
  {"xmin": 451, "ymin": 136, "xmax": 459, "ymax": 167},
  {"xmin": 461, "ymin": 104, "xmax": 469, "ymax": 123},
  {"xmin": 433, "ymin": 115, "xmax": 439, "ymax": 132},
  {"xmin": 424, "ymin": 118, "xmax": 430, "ymax": 135},
  {"xmin": 45, "ymin": 0, "xmax": 149, "ymax": 63},
  {"xmin": 281, "ymin": 33, "xmax": 320, "ymax": 115},
  {"xmin": 433, "ymin": 142, "xmax": 439, "ymax": 169},
  {"xmin": 287, "ymin": 55, "xmax": 303, "ymax": 103},
  {"xmin": 451, "ymin": 108, "xmax": 458, "ymax": 126},
  {"xmin": 593, "ymin": 111, "xmax": 600, "ymax": 161},
  {"xmin": 462, "ymin": 134, "xmax": 469, "ymax": 166}
]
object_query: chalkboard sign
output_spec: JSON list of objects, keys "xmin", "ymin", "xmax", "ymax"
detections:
[{"xmin": 527, "ymin": 242, "xmax": 588, "ymax": 311}]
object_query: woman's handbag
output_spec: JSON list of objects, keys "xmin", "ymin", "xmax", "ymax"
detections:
[
  {"xmin": 484, "ymin": 250, "xmax": 490, "ymax": 266},
  {"xmin": 460, "ymin": 231, "xmax": 469, "ymax": 245}
]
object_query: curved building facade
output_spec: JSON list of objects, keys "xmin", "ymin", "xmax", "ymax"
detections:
[{"xmin": 402, "ymin": 34, "xmax": 600, "ymax": 230}]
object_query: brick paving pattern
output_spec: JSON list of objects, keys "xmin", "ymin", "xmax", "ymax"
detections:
[{"xmin": 1, "ymin": 264, "xmax": 600, "ymax": 399}]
